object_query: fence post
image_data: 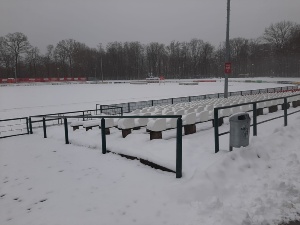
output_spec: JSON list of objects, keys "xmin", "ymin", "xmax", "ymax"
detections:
[
  {"xmin": 176, "ymin": 117, "xmax": 182, "ymax": 178},
  {"xmin": 26, "ymin": 117, "xmax": 29, "ymax": 134},
  {"xmin": 29, "ymin": 117, "xmax": 33, "ymax": 134},
  {"xmin": 82, "ymin": 111, "xmax": 85, "ymax": 121},
  {"xmin": 101, "ymin": 118, "xmax": 107, "ymax": 154},
  {"xmin": 64, "ymin": 118, "xmax": 69, "ymax": 144},
  {"xmin": 128, "ymin": 103, "xmax": 131, "ymax": 113},
  {"xmin": 188, "ymin": 96, "xmax": 191, "ymax": 102},
  {"xmin": 152, "ymin": 100, "xmax": 154, "ymax": 106},
  {"xmin": 214, "ymin": 108, "xmax": 219, "ymax": 153},
  {"xmin": 43, "ymin": 117, "xmax": 47, "ymax": 138},
  {"xmin": 253, "ymin": 103, "xmax": 257, "ymax": 136},
  {"xmin": 284, "ymin": 98, "xmax": 288, "ymax": 126}
]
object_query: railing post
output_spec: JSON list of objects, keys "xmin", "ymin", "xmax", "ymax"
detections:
[
  {"xmin": 188, "ymin": 96, "xmax": 191, "ymax": 102},
  {"xmin": 284, "ymin": 98, "xmax": 288, "ymax": 126},
  {"xmin": 101, "ymin": 118, "xmax": 107, "ymax": 154},
  {"xmin": 152, "ymin": 100, "xmax": 154, "ymax": 106},
  {"xmin": 128, "ymin": 103, "xmax": 131, "ymax": 112},
  {"xmin": 64, "ymin": 118, "xmax": 69, "ymax": 144},
  {"xmin": 43, "ymin": 117, "xmax": 47, "ymax": 138},
  {"xmin": 82, "ymin": 111, "xmax": 85, "ymax": 121},
  {"xmin": 214, "ymin": 108, "xmax": 219, "ymax": 153},
  {"xmin": 253, "ymin": 103, "xmax": 257, "ymax": 136},
  {"xmin": 176, "ymin": 117, "xmax": 182, "ymax": 178},
  {"xmin": 29, "ymin": 117, "xmax": 33, "ymax": 134},
  {"xmin": 26, "ymin": 117, "xmax": 29, "ymax": 134}
]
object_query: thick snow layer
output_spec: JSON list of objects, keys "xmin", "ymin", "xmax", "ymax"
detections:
[{"xmin": 1, "ymin": 78, "xmax": 300, "ymax": 225}]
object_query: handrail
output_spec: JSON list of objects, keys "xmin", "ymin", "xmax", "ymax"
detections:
[
  {"xmin": 0, "ymin": 117, "xmax": 29, "ymax": 139},
  {"xmin": 101, "ymin": 85, "xmax": 298, "ymax": 113},
  {"xmin": 34, "ymin": 114, "xmax": 183, "ymax": 178},
  {"xmin": 214, "ymin": 93, "xmax": 300, "ymax": 153}
]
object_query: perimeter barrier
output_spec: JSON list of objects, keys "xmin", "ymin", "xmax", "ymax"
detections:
[
  {"xmin": 1, "ymin": 85, "xmax": 297, "ymax": 138},
  {"xmin": 0, "ymin": 117, "xmax": 29, "ymax": 138},
  {"xmin": 213, "ymin": 93, "xmax": 300, "ymax": 153},
  {"xmin": 100, "ymin": 86, "xmax": 297, "ymax": 113}
]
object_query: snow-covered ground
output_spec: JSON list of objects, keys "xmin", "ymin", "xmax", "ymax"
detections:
[{"xmin": 1, "ymin": 78, "xmax": 300, "ymax": 225}]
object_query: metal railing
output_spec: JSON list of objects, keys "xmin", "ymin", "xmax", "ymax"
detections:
[
  {"xmin": 29, "ymin": 109, "xmax": 97, "ymax": 132},
  {"xmin": 213, "ymin": 93, "xmax": 300, "ymax": 153},
  {"xmin": 0, "ymin": 117, "xmax": 29, "ymax": 138},
  {"xmin": 100, "ymin": 86, "xmax": 297, "ymax": 114},
  {"xmin": 96, "ymin": 104, "xmax": 123, "ymax": 116},
  {"xmin": 35, "ymin": 115, "xmax": 183, "ymax": 178}
]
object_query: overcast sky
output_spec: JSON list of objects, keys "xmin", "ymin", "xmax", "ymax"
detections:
[{"xmin": 1, "ymin": 0, "xmax": 300, "ymax": 52}]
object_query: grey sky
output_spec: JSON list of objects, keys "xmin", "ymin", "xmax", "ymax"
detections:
[{"xmin": 1, "ymin": 0, "xmax": 300, "ymax": 52}]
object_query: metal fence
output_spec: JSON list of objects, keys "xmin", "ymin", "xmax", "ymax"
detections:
[
  {"xmin": 100, "ymin": 86, "xmax": 297, "ymax": 114},
  {"xmin": 96, "ymin": 104, "xmax": 123, "ymax": 116},
  {"xmin": 0, "ymin": 117, "xmax": 29, "ymax": 138},
  {"xmin": 29, "ymin": 109, "xmax": 97, "ymax": 132},
  {"xmin": 213, "ymin": 93, "xmax": 300, "ymax": 153},
  {"xmin": 35, "ymin": 114, "xmax": 183, "ymax": 178}
]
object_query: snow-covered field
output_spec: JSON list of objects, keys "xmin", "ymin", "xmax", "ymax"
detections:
[{"xmin": 1, "ymin": 78, "xmax": 300, "ymax": 225}]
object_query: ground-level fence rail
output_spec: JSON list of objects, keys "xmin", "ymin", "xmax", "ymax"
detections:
[
  {"xmin": 34, "ymin": 115, "xmax": 183, "ymax": 179},
  {"xmin": 100, "ymin": 86, "xmax": 297, "ymax": 114},
  {"xmin": 96, "ymin": 105, "xmax": 123, "ymax": 116},
  {"xmin": 0, "ymin": 117, "xmax": 29, "ymax": 139},
  {"xmin": 214, "ymin": 93, "xmax": 300, "ymax": 154},
  {"xmin": 29, "ymin": 109, "xmax": 97, "ymax": 132}
]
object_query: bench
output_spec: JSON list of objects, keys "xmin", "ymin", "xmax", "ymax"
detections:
[{"xmin": 70, "ymin": 121, "xmax": 85, "ymax": 131}]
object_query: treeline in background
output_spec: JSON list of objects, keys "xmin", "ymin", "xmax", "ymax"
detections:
[{"xmin": 0, "ymin": 21, "xmax": 299, "ymax": 80}]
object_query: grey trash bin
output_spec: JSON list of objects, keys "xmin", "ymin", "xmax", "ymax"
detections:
[{"xmin": 229, "ymin": 112, "xmax": 251, "ymax": 151}]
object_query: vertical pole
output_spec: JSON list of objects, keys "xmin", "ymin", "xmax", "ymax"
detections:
[
  {"xmin": 188, "ymin": 96, "xmax": 191, "ymax": 102},
  {"xmin": 128, "ymin": 103, "xmax": 131, "ymax": 113},
  {"xmin": 82, "ymin": 111, "xmax": 85, "ymax": 121},
  {"xmin": 101, "ymin": 118, "xmax": 107, "ymax": 154},
  {"xmin": 43, "ymin": 117, "xmax": 47, "ymax": 138},
  {"xmin": 26, "ymin": 117, "xmax": 29, "ymax": 134},
  {"xmin": 214, "ymin": 108, "xmax": 219, "ymax": 153},
  {"xmin": 224, "ymin": 0, "xmax": 231, "ymax": 98},
  {"xmin": 152, "ymin": 100, "xmax": 154, "ymax": 106},
  {"xmin": 64, "ymin": 118, "xmax": 69, "ymax": 144},
  {"xmin": 101, "ymin": 56, "xmax": 103, "ymax": 83},
  {"xmin": 284, "ymin": 98, "xmax": 288, "ymax": 126},
  {"xmin": 176, "ymin": 117, "xmax": 182, "ymax": 178},
  {"xmin": 253, "ymin": 103, "xmax": 257, "ymax": 136},
  {"xmin": 29, "ymin": 117, "xmax": 33, "ymax": 134}
]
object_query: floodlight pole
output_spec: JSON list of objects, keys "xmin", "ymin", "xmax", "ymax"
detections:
[{"xmin": 224, "ymin": 0, "xmax": 231, "ymax": 98}]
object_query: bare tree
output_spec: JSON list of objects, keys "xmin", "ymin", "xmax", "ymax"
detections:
[
  {"xmin": 25, "ymin": 47, "xmax": 40, "ymax": 77},
  {"xmin": 264, "ymin": 21, "xmax": 296, "ymax": 50},
  {"xmin": 3, "ymin": 32, "xmax": 31, "ymax": 80},
  {"xmin": 54, "ymin": 39, "xmax": 79, "ymax": 77}
]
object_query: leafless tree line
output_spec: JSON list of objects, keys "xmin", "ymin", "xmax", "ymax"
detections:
[{"xmin": 0, "ymin": 21, "xmax": 299, "ymax": 80}]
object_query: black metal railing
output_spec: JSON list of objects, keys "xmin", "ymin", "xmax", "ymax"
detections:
[
  {"xmin": 213, "ymin": 93, "xmax": 300, "ymax": 153},
  {"xmin": 96, "ymin": 104, "xmax": 123, "ymax": 116},
  {"xmin": 34, "ymin": 114, "xmax": 183, "ymax": 178},
  {"xmin": 0, "ymin": 117, "xmax": 29, "ymax": 138},
  {"xmin": 29, "ymin": 109, "xmax": 97, "ymax": 132},
  {"xmin": 100, "ymin": 86, "xmax": 297, "ymax": 114}
]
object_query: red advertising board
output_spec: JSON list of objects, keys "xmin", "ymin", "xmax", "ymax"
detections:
[{"xmin": 224, "ymin": 62, "xmax": 232, "ymax": 74}]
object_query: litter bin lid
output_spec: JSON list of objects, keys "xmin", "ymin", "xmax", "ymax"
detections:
[{"xmin": 229, "ymin": 112, "xmax": 250, "ymax": 121}]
